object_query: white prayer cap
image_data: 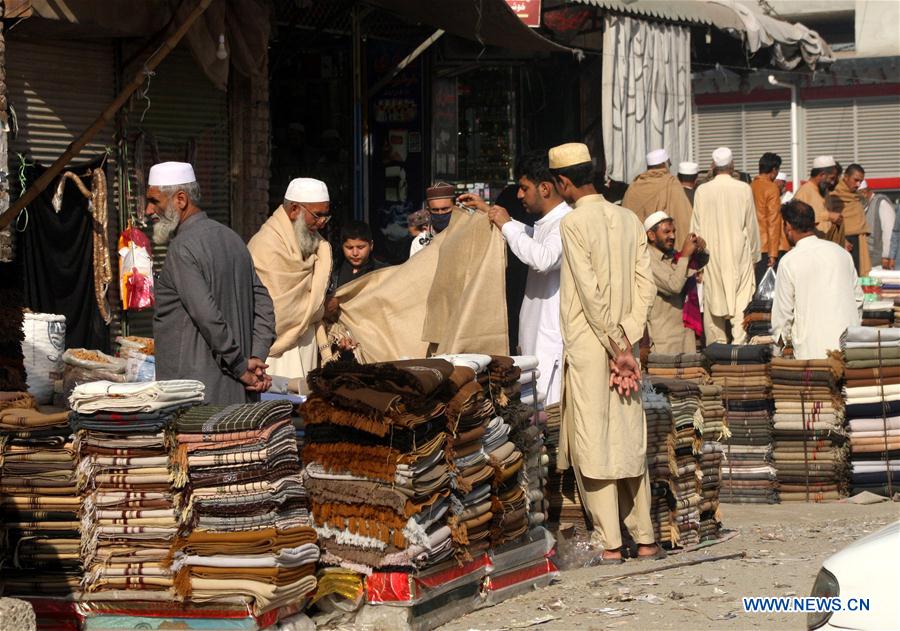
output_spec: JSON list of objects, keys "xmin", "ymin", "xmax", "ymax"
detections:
[
  {"xmin": 285, "ymin": 178, "xmax": 329, "ymax": 203},
  {"xmin": 549, "ymin": 142, "xmax": 592, "ymax": 169},
  {"xmin": 859, "ymin": 179, "xmax": 869, "ymax": 190},
  {"xmin": 643, "ymin": 210, "xmax": 672, "ymax": 232},
  {"xmin": 678, "ymin": 161, "xmax": 699, "ymax": 176},
  {"xmin": 812, "ymin": 155, "xmax": 836, "ymax": 169},
  {"xmin": 775, "ymin": 171, "xmax": 788, "ymax": 182},
  {"xmin": 148, "ymin": 162, "xmax": 196, "ymax": 187},
  {"xmin": 712, "ymin": 147, "xmax": 733, "ymax": 167},
  {"xmin": 646, "ymin": 149, "xmax": 669, "ymax": 166}
]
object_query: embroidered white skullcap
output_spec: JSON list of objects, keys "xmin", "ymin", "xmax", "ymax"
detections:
[
  {"xmin": 859, "ymin": 179, "xmax": 869, "ymax": 190},
  {"xmin": 812, "ymin": 155, "xmax": 836, "ymax": 169},
  {"xmin": 678, "ymin": 161, "xmax": 699, "ymax": 176},
  {"xmin": 285, "ymin": 178, "xmax": 329, "ymax": 203},
  {"xmin": 775, "ymin": 171, "xmax": 788, "ymax": 182},
  {"xmin": 148, "ymin": 162, "xmax": 196, "ymax": 187},
  {"xmin": 712, "ymin": 147, "xmax": 733, "ymax": 167},
  {"xmin": 549, "ymin": 143, "xmax": 592, "ymax": 169},
  {"xmin": 646, "ymin": 149, "xmax": 669, "ymax": 166},
  {"xmin": 643, "ymin": 210, "xmax": 672, "ymax": 232}
]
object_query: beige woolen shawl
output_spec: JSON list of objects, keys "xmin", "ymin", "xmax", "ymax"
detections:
[
  {"xmin": 333, "ymin": 208, "xmax": 508, "ymax": 362},
  {"xmin": 248, "ymin": 206, "xmax": 332, "ymax": 357}
]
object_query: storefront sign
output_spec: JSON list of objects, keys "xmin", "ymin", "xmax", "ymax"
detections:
[{"xmin": 506, "ymin": 0, "xmax": 541, "ymax": 28}]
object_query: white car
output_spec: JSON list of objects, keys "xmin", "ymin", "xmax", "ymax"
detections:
[{"xmin": 807, "ymin": 520, "xmax": 900, "ymax": 630}]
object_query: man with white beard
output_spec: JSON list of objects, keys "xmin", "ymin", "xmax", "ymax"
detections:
[
  {"xmin": 248, "ymin": 178, "xmax": 334, "ymax": 385},
  {"xmin": 148, "ymin": 162, "xmax": 275, "ymax": 404}
]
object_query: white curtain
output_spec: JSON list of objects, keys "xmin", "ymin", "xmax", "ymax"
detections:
[{"xmin": 602, "ymin": 15, "xmax": 692, "ymax": 183}]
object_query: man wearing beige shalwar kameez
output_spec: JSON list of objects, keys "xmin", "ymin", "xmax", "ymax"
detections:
[
  {"xmin": 622, "ymin": 148, "xmax": 694, "ymax": 251},
  {"xmin": 794, "ymin": 155, "xmax": 843, "ymax": 245},
  {"xmin": 248, "ymin": 178, "xmax": 333, "ymax": 386},
  {"xmin": 551, "ymin": 143, "xmax": 661, "ymax": 563},
  {"xmin": 690, "ymin": 147, "xmax": 760, "ymax": 345}
]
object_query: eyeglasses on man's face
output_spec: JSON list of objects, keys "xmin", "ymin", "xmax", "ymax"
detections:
[{"xmin": 302, "ymin": 205, "xmax": 331, "ymax": 225}]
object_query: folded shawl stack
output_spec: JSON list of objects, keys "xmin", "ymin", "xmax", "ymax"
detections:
[
  {"xmin": 171, "ymin": 399, "xmax": 318, "ymax": 614},
  {"xmin": 646, "ymin": 352, "xmax": 710, "ymax": 385},
  {"xmin": 743, "ymin": 298, "xmax": 773, "ymax": 344},
  {"xmin": 645, "ymin": 378, "xmax": 703, "ymax": 548},
  {"xmin": 69, "ymin": 379, "xmax": 205, "ymax": 597},
  {"xmin": 705, "ymin": 344, "xmax": 778, "ymax": 504},
  {"xmin": 842, "ymin": 326, "xmax": 900, "ymax": 497},
  {"xmin": 771, "ymin": 356, "xmax": 848, "ymax": 502},
  {"xmin": 0, "ymin": 407, "xmax": 82, "ymax": 597},
  {"xmin": 301, "ymin": 358, "xmax": 461, "ymax": 573},
  {"xmin": 543, "ymin": 404, "xmax": 591, "ymax": 535},
  {"xmin": 861, "ymin": 300, "xmax": 894, "ymax": 328}
]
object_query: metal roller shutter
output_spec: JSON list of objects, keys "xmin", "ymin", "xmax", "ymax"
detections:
[
  {"xmin": 693, "ymin": 106, "xmax": 743, "ymax": 170},
  {"xmin": 802, "ymin": 99, "xmax": 856, "ymax": 173},
  {"xmin": 121, "ymin": 44, "xmax": 231, "ymax": 337},
  {"xmin": 855, "ymin": 98, "xmax": 900, "ymax": 179},
  {"xmin": 7, "ymin": 37, "xmax": 115, "ymax": 165},
  {"xmin": 694, "ymin": 103, "xmax": 792, "ymax": 176},
  {"xmin": 743, "ymin": 103, "xmax": 792, "ymax": 177}
]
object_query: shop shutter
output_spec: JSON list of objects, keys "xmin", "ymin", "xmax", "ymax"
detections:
[
  {"xmin": 6, "ymin": 37, "xmax": 116, "ymax": 166},
  {"xmin": 121, "ymin": 44, "xmax": 231, "ymax": 337},
  {"xmin": 692, "ymin": 106, "xmax": 743, "ymax": 171},
  {"xmin": 743, "ymin": 103, "xmax": 792, "ymax": 177},
  {"xmin": 802, "ymin": 99, "xmax": 856, "ymax": 173},
  {"xmin": 855, "ymin": 97, "xmax": 900, "ymax": 179}
]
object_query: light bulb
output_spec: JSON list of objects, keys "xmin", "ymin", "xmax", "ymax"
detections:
[{"xmin": 216, "ymin": 34, "xmax": 228, "ymax": 61}]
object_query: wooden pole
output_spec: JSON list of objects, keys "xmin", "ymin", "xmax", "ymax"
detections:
[{"xmin": 0, "ymin": 0, "xmax": 215, "ymax": 231}]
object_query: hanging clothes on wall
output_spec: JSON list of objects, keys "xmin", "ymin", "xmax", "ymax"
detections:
[{"xmin": 15, "ymin": 158, "xmax": 111, "ymax": 352}]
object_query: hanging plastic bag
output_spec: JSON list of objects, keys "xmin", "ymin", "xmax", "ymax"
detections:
[
  {"xmin": 118, "ymin": 226, "xmax": 155, "ymax": 310},
  {"xmin": 756, "ymin": 267, "xmax": 777, "ymax": 301}
]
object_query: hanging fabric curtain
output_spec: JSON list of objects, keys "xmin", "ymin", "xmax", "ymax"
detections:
[{"xmin": 601, "ymin": 15, "xmax": 692, "ymax": 184}]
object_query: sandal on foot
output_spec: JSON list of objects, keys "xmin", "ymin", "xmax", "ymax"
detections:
[
  {"xmin": 635, "ymin": 545, "xmax": 667, "ymax": 561},
  {"xmin": 590, "ymin": 555, "xmax": 625, "ymax": 566}
]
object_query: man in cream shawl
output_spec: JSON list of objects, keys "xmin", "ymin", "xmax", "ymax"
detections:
[{"xmin": 248, "ymin": 178, "xmax": 333, "ymax": 382}]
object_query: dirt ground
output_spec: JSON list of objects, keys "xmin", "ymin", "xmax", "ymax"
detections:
[{"xmin": 439, "ymin": 501, "xmax": 899, "ymax": 631}]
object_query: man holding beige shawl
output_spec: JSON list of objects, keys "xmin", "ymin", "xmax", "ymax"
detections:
[{"xmin": 248, "ymin": 178, "xmax": 333, "ymax": 384}]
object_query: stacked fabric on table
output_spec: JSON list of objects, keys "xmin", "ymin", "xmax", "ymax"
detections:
[
  {"xmin": 0, "ymin": 407, "xmax": 82, "ymax": 596},
  {"xmin": 646, "ymin": 353, "xmax": 710, "ymax": 384},
  {"xmin": 861, "ymin": 300, "xmax": 894, "ymax": 328},
  {"xmin": 483, "ymin": 356, "xmax": 528, "ymax": 547},
  {"xmin": 642, "ymin": 384, "xmax": 675, "ymax": 545},
  {"xmin": 771, "ymin": 357, "xmax": 848, "ymax": 502},
  {"xmin": 301, "ymin": 359, "xmax": 463, "ymax": 573},
  {"xmin": 647, "ymin": 378, "xmax": 703, "ymax": 548},
  {"xmin": 842, "ymin": 327, "xmax": 900, "ymax": 497},
  {"xmin": 544, "ymin": 404, "xmax": 590, "ymax": 535},
  {"xmin": 170, "ymin": 400, "xmax": 317, "ymax": 613},
  {"xmin": 70, "ymin": 379, "xmax": 205, "ymax": 596},
  {"xmin": 706, "ymin": 343, "xmax": 777, "ymax": 504},
  {"xmin": 743, "ymin": 298, "xmax": 773, "ymax": 342},
  {"xmin": 504, "ymin": 356, "xmax": 549, "ymax": 532},
  {"xmin": 869, "ymin": 268, "xmax": 900, "ymax": 302}
]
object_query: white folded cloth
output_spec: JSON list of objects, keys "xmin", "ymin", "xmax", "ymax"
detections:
[
  {"xmin": 172, "ymin": 543, "xmax": 320, "ymax": 570},
  {"xmin": 511, "ymin": 355, "xmax": 539, "ymax": 371},
  {"xmin": 432, "ymin": 354, "xmax": 492, "ymax": 373},
  {"xmin": 69, "ymin": 380, "xmax": 205, "ymax": 413}
]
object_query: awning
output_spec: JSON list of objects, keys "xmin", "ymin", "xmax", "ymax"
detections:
[
  {"xmin": 571, "ymin": 0, "xmax": 834, "ymax": 69},
  {"xmin": 363, "ymin": 0, "xmax": 574, "ymax": 54}
]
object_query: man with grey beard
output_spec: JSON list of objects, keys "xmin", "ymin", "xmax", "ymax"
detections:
[
  {"xmin": 148, "ymin": 162, "xmax": 275, "ymax": 404},
  {"xmin": 248, "ymin": 178, "xmax": 334, "ymax": 385}
]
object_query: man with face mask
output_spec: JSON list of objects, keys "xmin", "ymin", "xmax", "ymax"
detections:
[
  {"xmin": 644, "ymin": 211, "xmax": 707, "ymax": 354},
  {"xmin": 457, "ymin": 151, "xmax": 572, "ymax": 406},
  {"xmin": 409, "ymin": 182, "xmax": 456, "ymax": 257},
  {"xmin": 248, "ymin": 178, "xmax": 334, "ymax": 386},
  {"xmin": 771, "ymin": 200, "xmax": 862, "ymax": 360},
  {"xmin": 149, "ymin": 162, "xmax": 275, "ymax": 404}
]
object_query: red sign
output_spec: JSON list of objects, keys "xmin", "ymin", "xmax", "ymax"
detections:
[{"xmin": 506, "ymin": 0, "xmax": 542, "ymax": 28}]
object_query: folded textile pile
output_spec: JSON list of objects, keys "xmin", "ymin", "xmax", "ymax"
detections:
[
  {"xmin": 646, "ymin": 353, "xmax": 710, "ymax": 384},
  {"xmin": 646, "ymin": 378, "xmax": 703, "ymax": 548},
  {"xmin": 0, "ymin": 408, "xmax": 81, "ymax": 596},
  {"xmin": 482, "ymin": 356, "xmax": 530, "ymax": 548},
  {"xmin": 171, "ymin": 399, "xmax": 317, "ymax": 614},
  {"xmin": 506, "ymin": 356, "xmax": 550, "ymax": 533},
  {"xmin": 69, "ymin": 379, "xmax": 205, "ymax": 596},
  {"xmin": 705, "ymin": 343, "xmax": 777, "ymax": 504},
  {"xmin": 544, "ymin": 403, "xmax": 590, "ymax": 534},
  {"xmin": 771, "ymin": 357, "xmax": 848, "ymax": 502},
  {"xmin": 842, "ymin": 326, "xmax": 900, "ymax": 497},
  {"xmin": 861, "ymin": 299, "xmax": 894, "ymax": 328},
  {"xmin": 302, "ymin": 358, "xmax": 462, "ymax": 573},
  {"xmin": 743, "ymin": 298, "xmax": 773, "ymax": 343},
  {"xmin": 642, "ymin": 385, "xmax": 675, "ymax": 545}
]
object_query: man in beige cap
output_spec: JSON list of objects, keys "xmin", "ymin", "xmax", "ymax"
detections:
[
  {"xmin": 621, "ymin": 148, "xmax": 693, "ymax": 251},
  {"xmin": 550, "ymin": 142, "xmax": 661, "ymax": 563},
  {"xmin": 690, "ymin": 147, "xmax": 760, "ymax": 345},
  {"xmin": 794, "ymin": 155, "xmax": 844, "ymax": 245},
  {"xmin": 248, "ymin": 178, "xmax": 333, "ymax": 386},
  {"xmin": 644, "ymin": 211, "xmax": 707, "ymax": 353}
]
